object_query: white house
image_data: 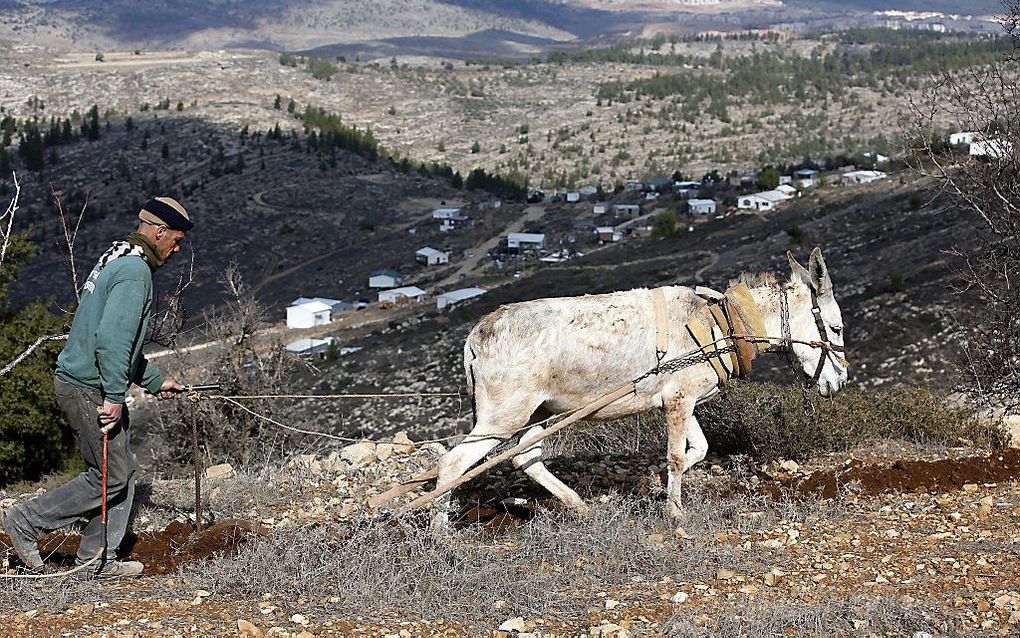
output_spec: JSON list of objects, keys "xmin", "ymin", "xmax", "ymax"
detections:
[
  {"xmin": 970, "ymin": 139, "xmax": 1013, "ymax": 159},
  {"xmin": 416, "ymin": 247, "xmax": 449, "ymax": 266},
  {"xmin": 286, "ymin": 300, "xmax": 333, "ymax": 329},
  {"xmin": 687, "ymin": 199, "xmax": 717, "ymax": 215},
  {"xmin": 776, "ymin": 184, "xmax": 799, "ymax": 197},
  {"xmin": 507, "ymin": 233, "xmax": 545, "ymax": 251},
  {"xmin": 566, "ymin": 192, "xmax": 581, "ymax": 203},
  {"xmin": 432, "ymin": 207, "xmax": 461, "ymax": 220},
  {"xmin": 595, "ymin": 226, "xmax": 622, "ymax": 242},
  {"xmin": 369, "ymin": 270, "xmax": 403, "ymax": 289},
  {"xmin": 738, "ymin": 190, "xmax": 790, "ymax": 211},
  {"xmin": 950, "ymin": 132, "xmax": 978, "ymax": 146},
  {"xmin": 285, "ymin": 337, "xmax": 332, "ymax": 357},
  {"xmin": 593, "ymin": 202, "xmax": 609, "ymax": 215},
  {"xmin": 437, "ymin": 287, "xmax": 487, "ymax": 311},
  {"xmin": 842, "ymin": 170, "xmax": 887, "ymax": 184},
  {"xmin": 378, "ymin": 286, "xmax": 427, "ymax": 304},
  {"xmin": 612, "ymin": 204, "xmax": 641, "ymax": 218}
]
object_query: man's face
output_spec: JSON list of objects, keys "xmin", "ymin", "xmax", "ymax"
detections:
[{"xmin": 155, "ymin": 226, "xmax": 187, "ymax": 261}]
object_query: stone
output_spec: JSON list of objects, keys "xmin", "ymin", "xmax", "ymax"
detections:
[
  {"xmin": 205, "ymin": 463, "xmax": 234, "ymax": 480},
  {"xmin": 291, "ymin": 613, "xmax": 310, "ymax": 625},
  {"xmin": 671, "ymin": 591, "xmax": 689, "ymax": 604},
  {"xmin": 604, "ymin": 599, "xmax": 620, "ymax": 610},
  {"xmin": 392, "ymin": 431, "xmax": 416, "ymax": 453},
  {"xmin": 375, "ymin": 443, "xmax": 395, "ymax": 461},
  {"xmin": 498, "ymin": 617, "xmax": 527, "ymax": 633},
  {"xmin": 340, "ymin": 441, "xmax": 377, "ymax": 467},
  {"xmin": 1004, "ymin": 415, "xmax": 1020, "ymax": 449},
  {"xmin": 589, "ymin": 623, "xmax": 629, "ymax": 637},
  {"xmin": 779, "ymin": 460, "xmax": 800, "ymax": 472},
  {"xmin": 237, "ymin": 620, "xmax": 265, "ymax": 638}
]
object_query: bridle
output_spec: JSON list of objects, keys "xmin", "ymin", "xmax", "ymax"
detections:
[{"xmin": 779, "ymin": 286, "xmax": 848, "ymax": 387}]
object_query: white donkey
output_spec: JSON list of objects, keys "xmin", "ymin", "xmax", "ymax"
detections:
[{"xmin": 433, "ymin": 248, "xmax": 848, "ymax": 526}]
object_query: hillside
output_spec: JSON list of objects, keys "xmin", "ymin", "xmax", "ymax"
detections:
[{"xmin": 275, "ymin": 173, "xmax": 977, "ymax": 442}]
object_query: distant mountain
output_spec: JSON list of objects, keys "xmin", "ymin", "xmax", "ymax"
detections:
[{"xmin": 784, "ymin": 0, "xmax": 1005, "ymax": 14}]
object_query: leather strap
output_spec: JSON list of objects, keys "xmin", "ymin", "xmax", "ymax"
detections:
[
  {"xmin": 685, "ymin": 310, "xmax": 729, "ymax": 385},
  {"xmin": 707, "ymin": 303, "xmax": 740, "ymax": 375}
]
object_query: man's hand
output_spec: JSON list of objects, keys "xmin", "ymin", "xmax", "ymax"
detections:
[
  {"xmin": 98, "ymin": 401, "xmax": 123, "ymax": 434},
  {"xmin": 156, "ymin": 379, "xmax": 186, "ymax": 400}
]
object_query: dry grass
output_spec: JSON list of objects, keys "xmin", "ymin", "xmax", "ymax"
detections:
[
  {"xmin": 663, "ymin": 595, "xmax": 939, "ymax": 637},
  {"xmin": 546, "ymin": 383, "xmax": 1005, "ymax": 464}
]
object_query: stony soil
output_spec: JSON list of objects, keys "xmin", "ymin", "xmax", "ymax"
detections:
[{"xmin": 3, "ymin": 434, "xmax": 1019, "ymax": 636}]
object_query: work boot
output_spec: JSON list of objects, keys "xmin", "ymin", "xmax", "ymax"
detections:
[
  {"xmin": 1, "ymin": 508, "xmax": 44, "ymax": 570},
  {"xmin": 86, "ymin": 559, "xmax": 144, "ymax": 579}
]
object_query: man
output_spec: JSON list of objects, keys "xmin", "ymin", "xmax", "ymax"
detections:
[{"xmin": 2, "ymin": 197, "xmax": 193, "ymax": 578}]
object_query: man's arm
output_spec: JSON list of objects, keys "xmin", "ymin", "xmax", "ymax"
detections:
[{"xmin": 134, "ymin": 355, "xmax": 165, "ymax": 395}]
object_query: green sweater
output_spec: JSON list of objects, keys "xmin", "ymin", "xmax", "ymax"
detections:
[{"xmin": 56, "ymin": 254, "xmax": 164, "ymax": 403}]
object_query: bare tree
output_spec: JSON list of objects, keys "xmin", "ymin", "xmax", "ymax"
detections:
[
  {"xmin": 49, "ymin": 184, "xmax": 87, "ymax": 303},
  {"xmin": 907, "ymin": 1, "xmax": 1020, "ymax": 410},
  {"xmin": 146, "ymin": 243, "xmax": 195, "ymax": 348},
  {"xmin": 153, "ymin": 264, "xmax": 303, "ymax": 465}
]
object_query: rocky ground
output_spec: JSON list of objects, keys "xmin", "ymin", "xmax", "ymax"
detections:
[{"xmin": 2, "ymin": 431, "xmax": 1020, "ymax": 636}]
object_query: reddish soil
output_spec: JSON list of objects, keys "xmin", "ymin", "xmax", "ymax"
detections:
[
  {"xmin": 2, "ymin": 519, "xmax": 265, "ymax": 574},
  {"xmin": 760, "ymin": 449, "xmax": 1020, "ymax": 500}
]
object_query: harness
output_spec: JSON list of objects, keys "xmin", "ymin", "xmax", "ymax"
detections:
[
  {"xmin": 781, "ymin": 285, "xmax": 847, "ymax": 386},
  {"xmin": 650, "ymin": 283, "xmax": 847, "ymax": 387}
]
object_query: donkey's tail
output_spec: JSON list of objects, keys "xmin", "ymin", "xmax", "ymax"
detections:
[{"xmin": 463, "ymin": 337, "xmax": 478, "ymax": 428}]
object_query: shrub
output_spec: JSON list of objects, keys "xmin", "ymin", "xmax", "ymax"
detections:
[{"xmin": 696, "ymin": 382, "xmax": 1004, "ymax": 462}]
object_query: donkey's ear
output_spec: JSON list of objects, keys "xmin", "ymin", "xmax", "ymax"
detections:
[
  {"xmin": 787, "ymin": 251, "xmax": 811, "ymax": 287},
  {"xmin": 808, "ymin": 247, "xmax": 832, "ymax": 296}
]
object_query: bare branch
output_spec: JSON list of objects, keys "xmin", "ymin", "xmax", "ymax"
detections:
[
  {"xmin": 146, "ymin": 242, "xmax": 195, "ymax": 348},
  {"xmin": 0, "ymin": 171, "xmax": 19, "ymax": 271},
  {"xmin": 0, "ymin": 333, "xmax": 68, "ymax": 377},
  {"xmin": 49, "ymin": 184, "xmax": 89, "ymax": 302}
]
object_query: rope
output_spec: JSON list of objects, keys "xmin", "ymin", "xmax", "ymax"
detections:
[
  {"xmin": 204, "ymin": 392, "xmax": 462, "ymax": 401},
  {"xmin": 212, "ymin": 395, "xmax": 469, "ymax": 445},
  {"xmin": 0, "ymin": 548, "xmax": 103, "ymax": 580}
]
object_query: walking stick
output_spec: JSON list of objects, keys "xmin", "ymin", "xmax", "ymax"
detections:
[{"xmin": 100, "ymin": 431, "xmax": 109, "ymax": 572}]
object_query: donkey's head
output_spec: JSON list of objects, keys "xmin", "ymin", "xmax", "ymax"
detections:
[{"xmin": 785, "ymin": 248, "xmax": 848, "ymax": 397}]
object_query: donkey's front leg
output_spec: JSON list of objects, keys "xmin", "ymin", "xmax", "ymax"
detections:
[{"xmin": 664, "ymin": 397, "xmax": 695, "ymax": 521}]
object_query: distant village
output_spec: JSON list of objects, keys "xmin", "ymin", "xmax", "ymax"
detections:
[{"xmin": 281, "ymin": 129, "xmax": 1006, "ymax": 358}]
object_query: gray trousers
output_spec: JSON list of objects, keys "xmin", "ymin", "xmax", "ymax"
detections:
[{"xmin": 8, "ymin": 377, "xmax": 136, "ymax": 562}]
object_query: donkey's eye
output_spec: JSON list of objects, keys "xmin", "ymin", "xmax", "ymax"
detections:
[{"xmin": 831, "ymin": 325, "xmax": 843, "ymax": 336}]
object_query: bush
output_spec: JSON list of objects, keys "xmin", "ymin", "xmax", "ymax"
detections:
[
  {"xmin": 696, "ymin": 382, "xmax": 1004, "ymax": 462},
  {"xmin": 0, "ymin": 236, "xmax": 71, "ymax": 485}
]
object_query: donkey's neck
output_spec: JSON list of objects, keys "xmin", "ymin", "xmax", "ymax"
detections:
[{"xmin": 748, "ymin": 284, "xmax": 788, "ymax": 346}]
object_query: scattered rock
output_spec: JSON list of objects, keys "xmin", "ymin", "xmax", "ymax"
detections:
[
  {"xmin": 498, "ymin": 617, "xmax": 527, "ymax": 633},
  {"xmin": 671, "ymin": 591, "xmax": 689, "ymax": 604},
  {"xmin": 375, "ymin": 443, "xmax": 395, "ymax": 461},
  {"xmin": 237, "ymin": 620, "xmax": 265, "ymax": 638},
  {"xmin": 1004, "ymin": 415, "xmax": 1020, "ymax": 449},
  {"xmin": 205, "ymin": 463, "xmax": 235, "ymax": 480},
  {"xmin": 589, "ymin": 622, "xmax": 629, "ymax": 637},
  {"xmin": 392, "ymin": 431, "xmax": 416, "ymax": 454},
  {"xmin": 604, "ymin": 599, "xmax": 620, "ymax": 610},
  {"xmin": 341, "ymin": 441, "xmax": 378, "ymax": 467},
  {"xmin": 779, "ymin": 459, "xmax": 800, "ymax": 472},
  {"xmin": 291, "ymin": 613, "xmax": 310, "ymax": 626}
]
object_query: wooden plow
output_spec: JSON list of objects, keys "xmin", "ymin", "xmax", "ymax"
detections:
[{"xmin": 369, "ymin": 382, "xmax": 638, "ymax": 512}]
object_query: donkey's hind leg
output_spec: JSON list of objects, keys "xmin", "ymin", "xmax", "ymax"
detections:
[
  {"xmin": 431, "ymin": 395, "xmax": 541, "ymax": 531},
  {"xmin": 513, "ymin": 425, "xmax": 589, "ymax": 513}
]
